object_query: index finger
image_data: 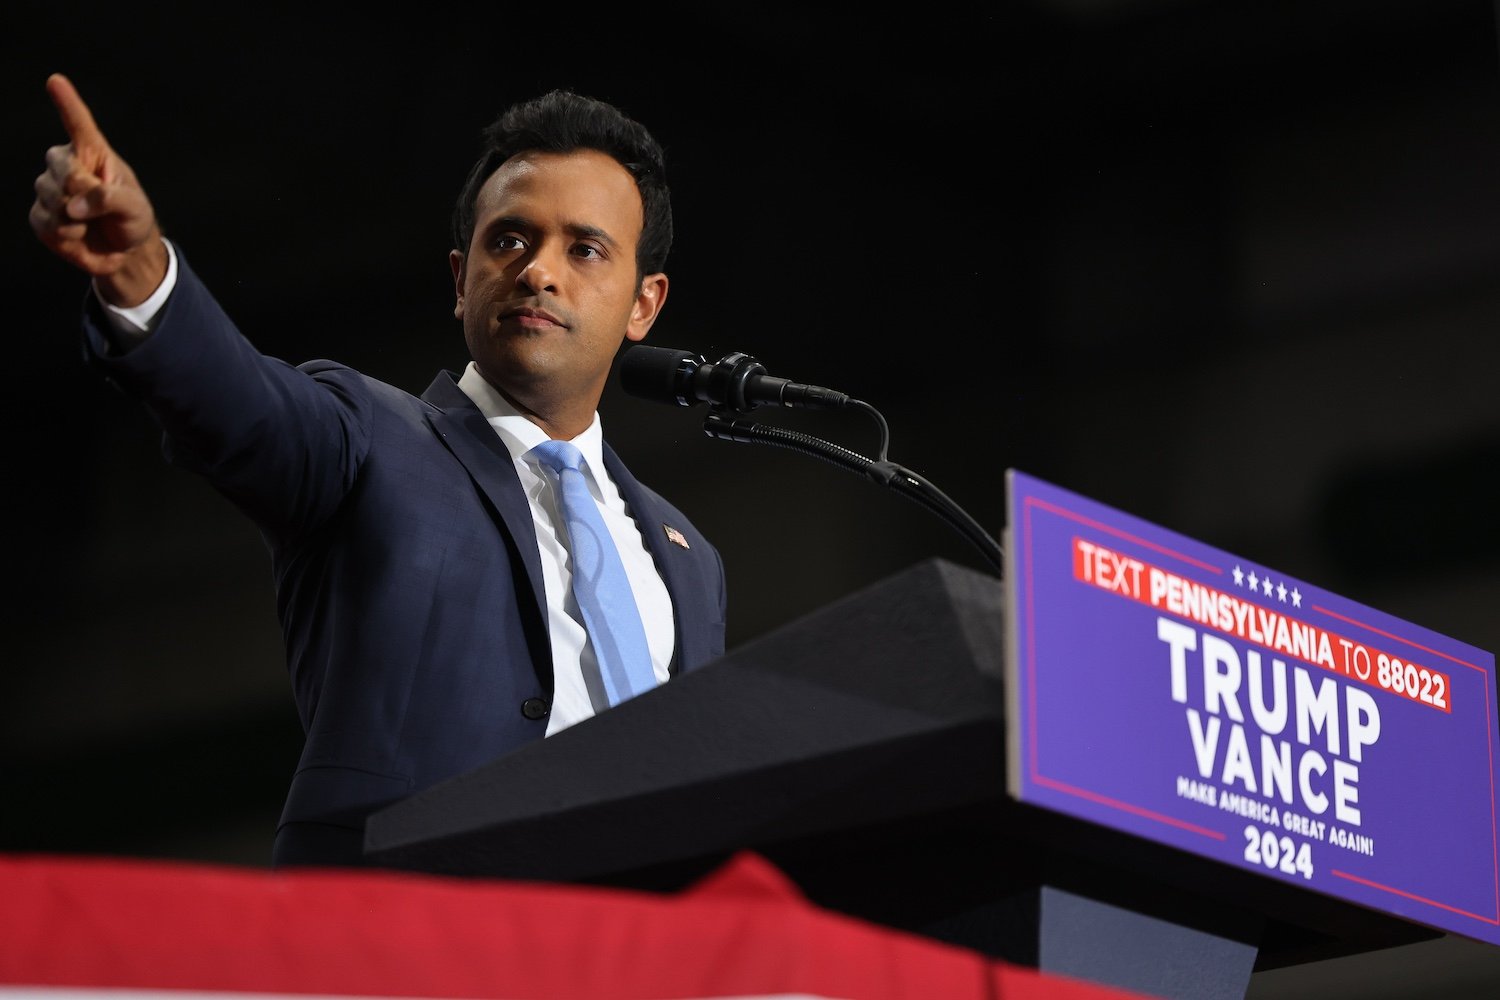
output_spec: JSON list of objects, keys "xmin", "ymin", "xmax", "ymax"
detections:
[{"xmin": 46, "ymin": 73, "xmax": 105, "ymax": 145}]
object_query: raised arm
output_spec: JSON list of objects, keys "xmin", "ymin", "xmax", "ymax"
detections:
[{"xmin": 29, "ymin": 73, "xmax": 168, "ymax": 308}]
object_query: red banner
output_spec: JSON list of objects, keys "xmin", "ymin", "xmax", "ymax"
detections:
[{"xmin": 0, "ymin": 850, "xmax": 1151, "ymax": 1000}]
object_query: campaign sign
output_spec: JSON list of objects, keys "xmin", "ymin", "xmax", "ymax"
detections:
[{"xmin": 1003, "ymin": 469, "xmax": 1500, "ymax": 946}]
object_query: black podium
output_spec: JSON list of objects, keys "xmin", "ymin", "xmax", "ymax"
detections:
[{"xmin": 364, "ymin": 558, "xmax": 1435, "ymax": 1000}]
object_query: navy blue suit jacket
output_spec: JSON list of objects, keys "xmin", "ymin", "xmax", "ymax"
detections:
[{"xmin": 83, "ymin": 251, "xmax": 728, "ymax": 867}]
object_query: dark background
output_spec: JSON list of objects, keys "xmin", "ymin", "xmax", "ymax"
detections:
[{"xmin": 7, "ymin": 1, "xmax": 1500, "ymax": 996}]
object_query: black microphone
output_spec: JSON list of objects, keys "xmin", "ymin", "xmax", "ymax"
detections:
[{"xmin": 619, "ymin": 345, "xmax": 851, "ymax": 413}]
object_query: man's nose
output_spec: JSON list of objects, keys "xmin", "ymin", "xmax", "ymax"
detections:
[{"xmin": 516, "ymin": 247, "xmax": 560, "ymax": 294}]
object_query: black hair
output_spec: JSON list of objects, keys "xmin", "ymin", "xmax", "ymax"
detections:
[{"xmin": 450, "ymin": 89, "xmax": 672, "ymax": 281}]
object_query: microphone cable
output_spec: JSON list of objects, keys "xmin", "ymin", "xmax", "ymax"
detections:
[
  {"xmin": 701, "ymin": 406, "xmax": 1004, "ymax": 577},
  {"xmin": 618, "ymin": 343, "xmax": 1003, "ymax": 576}
]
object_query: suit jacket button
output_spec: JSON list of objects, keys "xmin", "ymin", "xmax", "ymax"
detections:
[{"xmin": 521, "ymin": 697, "xmax": 550, "ymax": 720}]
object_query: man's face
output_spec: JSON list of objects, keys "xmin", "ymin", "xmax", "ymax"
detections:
[{"xmin": 450, "ymin": 149, "xmax": 666, "ymax": 430}]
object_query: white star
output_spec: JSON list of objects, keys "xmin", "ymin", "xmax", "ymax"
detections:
[
  {"xmin": 1233, "ymin": 565, "xmax": 1244, "ymax": 586},
  {"xmin": 1291, "ymin": 587, "xmax": 1302, "ymax": 608},
  {"xmin": 1248, "ymin": 571, "xmax": 1259, "ymax": 590},
  {"xmin": 1277, "ymin": 582, "xmax": 1287, "ymax": 602},
  {"xmin": 1262, "ymin": 577, "xmax": 1273, "ymax": 596}
]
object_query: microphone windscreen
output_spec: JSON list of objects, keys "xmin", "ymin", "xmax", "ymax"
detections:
[{"xmin": 619, "ymin": 345, "xmax": 700, "ymax": 406}]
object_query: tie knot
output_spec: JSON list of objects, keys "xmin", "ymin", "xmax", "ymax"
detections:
[{"xmin": 531, "ymin": 439, "xmax": 585, "ymax": 475}]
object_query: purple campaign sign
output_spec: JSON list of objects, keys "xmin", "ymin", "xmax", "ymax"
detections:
[{"xmin": 1004, "ymin": 469, "xmax": 1500, "ymax": 947}]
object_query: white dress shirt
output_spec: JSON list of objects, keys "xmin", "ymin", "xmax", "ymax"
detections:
[{"xmin": 456, "ymin": 363, "xmax": 675, "ymax": 735}]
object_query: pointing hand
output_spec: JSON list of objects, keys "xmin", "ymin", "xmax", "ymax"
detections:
[{"xmin": 30, "ymin": 73, "xmax": 165, "ymax": 305}]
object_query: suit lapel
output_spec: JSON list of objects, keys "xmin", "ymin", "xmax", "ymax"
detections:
[
  {"xmin": 420, "ymin": 372, "xmax": 549, "ymax": 636},
  {"xmin": 421, "ymin": 370, "xmax": 704, "ymax": 679},
  {"xmin": 604, "ymin": 444, "xmax": 696, "ymax": 675}
]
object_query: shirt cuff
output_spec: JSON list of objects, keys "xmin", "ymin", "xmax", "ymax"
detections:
[{"xmin": 96, "ymin": 237, "xmax": 179, "ymax": 343}]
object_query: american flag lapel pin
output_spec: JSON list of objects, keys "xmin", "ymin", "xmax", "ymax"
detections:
[{"xmin": 663, "ymin": 524, "xmax": 690, "ymax": 549}]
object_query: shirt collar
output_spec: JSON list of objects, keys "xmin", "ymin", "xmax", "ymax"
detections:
[{"xmin": 455, "ymin": 362, "xmax": 608, "ymax": 473}]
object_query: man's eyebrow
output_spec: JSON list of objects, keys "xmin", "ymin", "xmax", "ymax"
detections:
[
  {"xmin": 563, "ymin": 221, "xmax": 617, "ymax": 247},
  {"xmin": 480, "ymin": 214, "xmax": 531, "ymax": 235},
  {"xmin": 479, "ymin": 216, "xmax": 618, "ymax": 248}
]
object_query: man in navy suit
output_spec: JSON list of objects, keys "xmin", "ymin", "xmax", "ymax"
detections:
[{"xmin": 29, "ymin": 74, "xmax": 728, "ymax": 868}]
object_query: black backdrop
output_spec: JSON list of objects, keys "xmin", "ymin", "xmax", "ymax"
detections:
[{"xmin": 6, "ymin": 2, "xmax": 1500, "ymax": 996}]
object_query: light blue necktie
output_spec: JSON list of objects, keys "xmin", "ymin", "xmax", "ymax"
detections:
[{"xmin": 530, "ymin": 439, "xmax": 657, "ymax": 706}]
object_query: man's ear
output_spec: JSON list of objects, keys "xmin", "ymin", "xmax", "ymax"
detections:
[
  {"xmin": 625, "ymin": 272, "xmax": 669, "ymax": 343},
  {"xmin": 449, "ymin": 250, "xmax": 466, "ymax": 320}
]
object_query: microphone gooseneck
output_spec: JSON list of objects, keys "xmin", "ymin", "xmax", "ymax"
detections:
[{"xmin": 616, "ymin": 343, "xmax": 1004, "ymax": 577}]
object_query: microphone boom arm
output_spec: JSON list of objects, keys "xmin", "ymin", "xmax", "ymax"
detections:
[{"xmin": 702, "ymin": 410, "xmax": 1004, "ymax": 577}]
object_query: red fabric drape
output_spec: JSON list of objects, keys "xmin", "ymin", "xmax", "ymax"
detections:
[{"xmin": 0, "ymin": 850, "xmax": 1154, "ymax": 1000}]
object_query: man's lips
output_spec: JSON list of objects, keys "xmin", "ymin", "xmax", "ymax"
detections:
[{"xmin": 499, "ymin": 306, "xmax": 566, "ymax": 329}]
